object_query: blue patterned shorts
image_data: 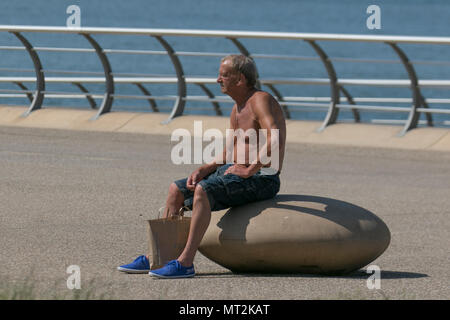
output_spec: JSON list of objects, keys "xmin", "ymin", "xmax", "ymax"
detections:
[{"xmin": 174, "ymin": 164, "xmax": 280, "ymax": 211}]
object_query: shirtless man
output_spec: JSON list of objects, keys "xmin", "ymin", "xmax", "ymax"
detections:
[{"xmin": 118, "ymin": 54, "xmax": 286, "ymax": 278}]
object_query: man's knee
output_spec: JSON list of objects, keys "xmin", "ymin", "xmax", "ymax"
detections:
[
  {"xmin": 193, "ymin": 185, "xmax": 212, "ymax": 210},
  {"xmin": 193, "ymin": 184, "xmax": 207, "ymax": 202},
  {"xmin": 169, "ymin": 182, "xmax": 181, "ymax": 195},
  {"xmin": 168, "ymin": 182, "xmax": 184, "ymax": 203}
]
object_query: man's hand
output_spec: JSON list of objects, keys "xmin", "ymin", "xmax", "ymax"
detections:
[
  {"xmin": 224, "ymin": 164, "xmax": 256, "ymax": 179},
  {"xmin": 186, "ymin": 165, "xmax": 214, "ymax": 191}
]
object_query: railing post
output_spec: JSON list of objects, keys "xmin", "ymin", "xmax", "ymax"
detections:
[
  {"xmin": 82, "ymin": 33, "xmax": 114, "ymax": 120},
  {"xmin": 11, "ymin": 32, "xmax": 45, "ymax": 116},
  {"xmin": 306, "ymin": 40, "xmax": 340, "ymax": 132},
  {"xmin": 13, "ymin": 82, "xmax": 33, "ymax": 103},
  {"xmin": 133, "ymin": 83, "xmax": 159, "ymax": 112},
  {"xmin": 153, "ymin": 36, "xmax": 186, "ymax": 124},
  {"xmin": 339, "ymin": 87, "xmax": 360, "ymax": 123},
  {"xmin": 387, "ymin": 42, "xmax": 432, "ymax": 135},
  {"xmin": 71, "ymin": 82, "xmax": 97, "ymax": 109}
]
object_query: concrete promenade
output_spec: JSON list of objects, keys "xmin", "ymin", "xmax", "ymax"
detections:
[
  {"xmin": 0, "ymin": 105, "xmax": 449, "ymax": 299},
  {"xmin": 1, "ymin": 106, "xmax": 450, "ymax": 151}
]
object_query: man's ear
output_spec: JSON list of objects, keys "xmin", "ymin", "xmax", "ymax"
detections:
[{"xmin": 237, "ymin": 73, "xmax": 247, "ymax": 87}]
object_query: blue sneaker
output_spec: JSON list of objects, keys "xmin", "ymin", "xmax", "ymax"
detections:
[
  {"xmin": 149, "ymin": 260, "xmax": 195, "ymax": 279},
  {"xmin": 117, "ymin": 255, "xmax": 150, "ymax": 274}
]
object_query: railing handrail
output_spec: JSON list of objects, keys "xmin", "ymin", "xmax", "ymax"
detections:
[
  {"xmin": 1, "ymin": 25, "xmax": 449, "ymax": 133},
  {"xmin": 4, "ymin": 76, "xmax": 450, "ymax": 88},
  {"xmin": 2, "ymin": 25, "xmax": 450, "ymax": 45}
]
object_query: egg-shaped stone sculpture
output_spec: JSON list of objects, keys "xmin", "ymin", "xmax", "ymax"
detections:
[{"xmin": 198, "ymin": 194, "xmax": 390, "ymax": 275}]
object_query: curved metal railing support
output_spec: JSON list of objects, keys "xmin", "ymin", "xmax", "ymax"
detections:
[
  {"xmin": 133, "ymin": 83, "xmax": 159, "ymax": 112},
  {"xmin": 12, "ymin": 32, "xmax": 45, "ymax": 116},
  {"xmin": 71, "ymin": 82, "xmax": 97, "ymax": 109},
  {"xmin": 82, "ymin": 33, "xmax": 114, "ymax": 120},
  {"xmin": 228, "ymin": 37, "xmax": 250, "ymax": 56},
  {"xmin": 195, "ymin": 83, "xmax": 222, "ymax": 116},
  {"xmin": 420, "ymin": 98, "xmax": 433, "ymax": 127},
  {"xmin": 339, "ymin": 86, "xmax": 360, "ymax": 123},
  {"xmin": 153, "ymin": 35, "xmax": 186, "ymax": 124},
  {"xmin": 306, "ymin": 40, "xmax": 340, "ymax": 132},
  {"xmin": 14, "ymin": 81, "xmax": 33, "ymax": 102},
  {"xmin": 387, "ymin": 42, "xmax": 432, "ymax": 135}
]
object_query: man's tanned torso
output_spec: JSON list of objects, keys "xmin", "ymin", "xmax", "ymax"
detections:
[{"xmin": 229, "ymin": 89, "xmax": 286, "ymax": 172}]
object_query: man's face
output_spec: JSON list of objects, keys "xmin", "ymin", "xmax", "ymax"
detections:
[{"xmin": 217, "ymin": 59, "xmax": 240, "ymax": 95}]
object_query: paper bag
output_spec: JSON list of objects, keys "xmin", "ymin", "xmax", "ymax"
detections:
[{"xmin": 146, "ymin": 209, "xmax": 191, "ymax": 270}]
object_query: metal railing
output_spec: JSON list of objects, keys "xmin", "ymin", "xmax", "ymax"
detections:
[{"xmin": 1, "ymin": 25, "xmax": 450, "ymax": 134}]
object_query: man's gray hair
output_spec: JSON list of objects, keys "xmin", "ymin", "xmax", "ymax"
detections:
[{"xmin": 221, "ymin": 54, "xmax": 258, "ymax": 88}]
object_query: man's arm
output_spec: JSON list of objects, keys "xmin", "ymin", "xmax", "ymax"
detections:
[{"xmin": 247, "ymin": 92, "xmax": 280, "ymax": 175}]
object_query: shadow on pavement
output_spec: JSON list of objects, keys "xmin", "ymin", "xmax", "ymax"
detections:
[{"xmin": 195, "ymin": 270, "xmax": 428, "ymax": 279}]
